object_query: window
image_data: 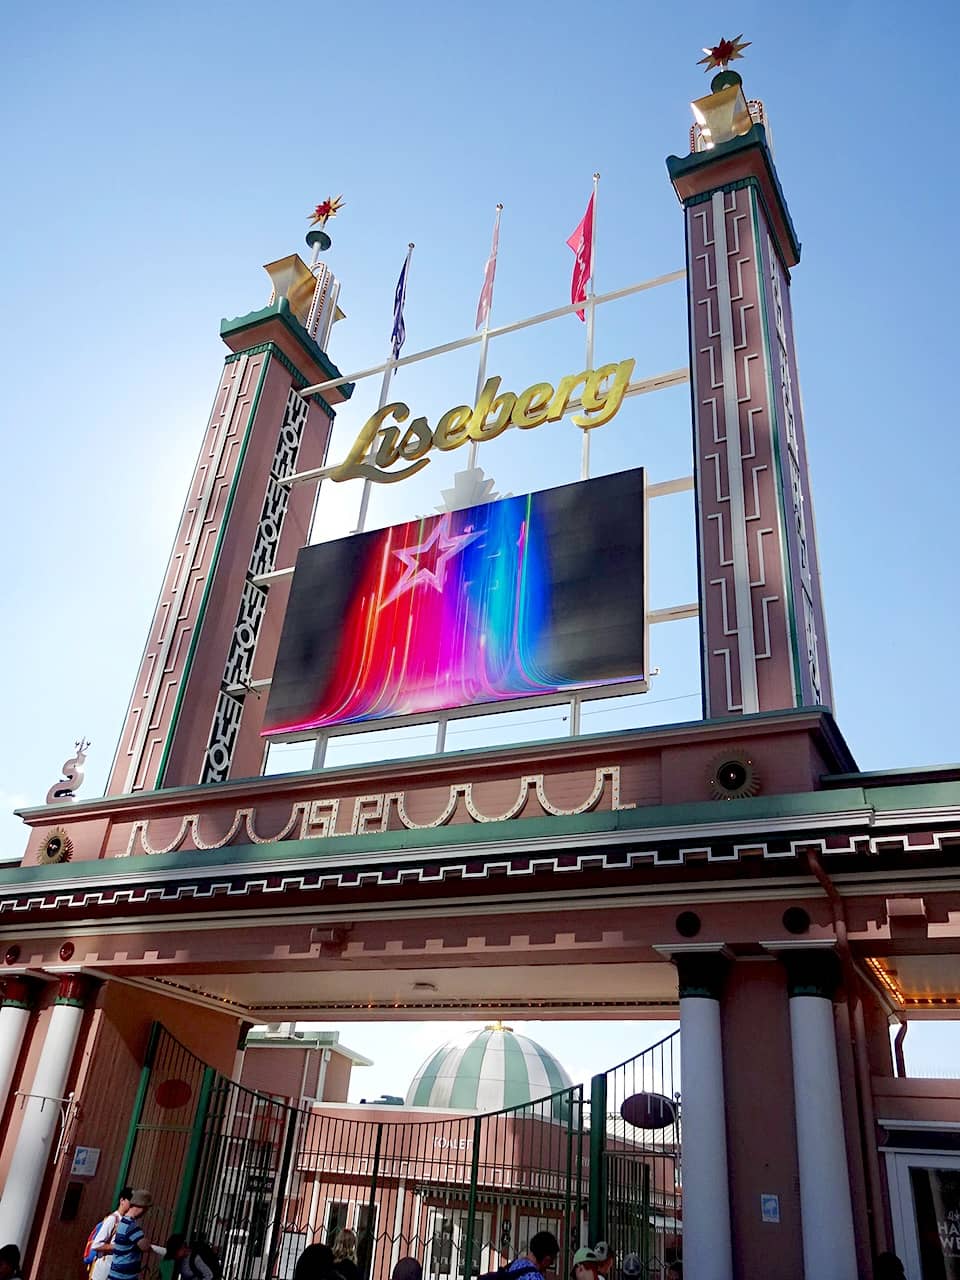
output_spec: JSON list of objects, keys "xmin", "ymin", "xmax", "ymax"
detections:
[{"xmin": 325, "ymin": 1203, "xmax": 350, "ymax": 1245}]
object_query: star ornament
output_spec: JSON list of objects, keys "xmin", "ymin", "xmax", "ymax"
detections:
[
  {"xmin": 697, "ymin": 34, "xmax": 751, "ymax": 72},
  {"xmin": 309, "ymin": 195, "xmax": 345, "ymax": 227},
  {"xmin": 380, "ymin": 515, "xmax": 483, "ymax": 608}
]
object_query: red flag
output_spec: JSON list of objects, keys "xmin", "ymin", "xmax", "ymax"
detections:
[
  {"xmin": 566, "ymin": 193, "xmax": 595, "ymax": 322},
  {"xmin": 475, "ymin": 212, "xmax": 501, "ymax": 330}
]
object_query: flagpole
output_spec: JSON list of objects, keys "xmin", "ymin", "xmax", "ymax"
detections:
[
  {"xmin": 467, "ymin": 203, "xmax": 503, "ymax": 472},
  {"xmin": 581, "ymin": 172, "xmax": 600, "ymax": 481},
  {"xmin": 355, "ymin": 241, "xmax": 415, "ymax": 534}
]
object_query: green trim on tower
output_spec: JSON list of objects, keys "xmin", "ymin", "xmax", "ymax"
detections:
[
  {"xmin": 220, "ymin": 296, "xmax": 355, "ymax": 398},
  {"xmin": 410, "ymin": 1044, "xmax": 450, "ymax": 1107},
  {"xmin": 681, "ymin": 177, "xmax": 798, "ymax": 277},
  {"xmin": 750, "ymin": 188, "xmax": 805, "ymax": 704},
  {"xmin": 224, "ymin": 343, "xmax": 338, "ymax": 418},
  {"xmin": 449, "ymin": 1030, "xmax": 492, "ymax": 1109},
  {"xmin": 666, "ymin": 125, "xmax": 801, "ymax": 263},
  {"xmin": 154, "ymin": 351, "xmax": 272, "ymax": 789}
]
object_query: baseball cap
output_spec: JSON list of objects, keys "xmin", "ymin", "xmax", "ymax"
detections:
[
  {"xmin": 621, "ymin": 1256, "xmax": 642, "ymax": 1277},
  {"xmin": 129, "ymin": 1189, "xmax": 153, "ymax": 1208},
  {"xmin": 572, "ymin": 1249, "xmax": 601, "ymax": 1266}
]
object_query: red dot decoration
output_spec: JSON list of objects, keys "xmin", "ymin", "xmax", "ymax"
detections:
[
  {"xmin": 59, "ymin": 942, "xmax": 75, "ymax": 961},
  {"xmin": 4, "ymin": 946, "xmax": 21, "ymax": 966},
  {"xmin": 155, "ymin": 1078, "xmax": 193, "ymax": 1109}
]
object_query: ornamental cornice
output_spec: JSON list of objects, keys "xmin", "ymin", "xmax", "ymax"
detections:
[{"xmin": 1, "ymin": 816, "xmax": 958, "ymax": 923}]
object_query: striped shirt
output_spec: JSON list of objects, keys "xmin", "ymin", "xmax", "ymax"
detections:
[{"xmin": 108, "ymin": 1216, "xmax": 145, "ymax": 1280}]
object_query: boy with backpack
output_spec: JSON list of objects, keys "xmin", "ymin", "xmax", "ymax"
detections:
[
  {"xmin": 83, "ymin": 1189, "xmax": 131, "ymax": 1280},
  {"xmin": 500, "ymin": 1231, "xmax": 560, "ymax": 1280}
]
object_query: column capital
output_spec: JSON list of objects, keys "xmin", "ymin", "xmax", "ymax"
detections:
[
  {"xmin": 656, "ymin": 944, "xmax": 733, "ymax": 1000},
  {"xmin": 0, "ymin": 976, "xmax": 42, "ymax": 1010},
  {"xmin": 53, "ymin": 974, "xmax": 99, "ymax": 1008},
  {"xmin": 778, "ymin": 945, "xmax": 842, "ymax": 1000}
]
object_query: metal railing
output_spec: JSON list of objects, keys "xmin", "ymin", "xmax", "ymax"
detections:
[{"xmin": 117, "ymin": 1026, "xmax": 679, "ymax": 1280}]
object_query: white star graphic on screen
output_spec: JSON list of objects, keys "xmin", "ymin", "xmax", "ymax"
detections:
[{"xmin": 380, "ymin": 514, "xmax": 483, "ymax": 608}]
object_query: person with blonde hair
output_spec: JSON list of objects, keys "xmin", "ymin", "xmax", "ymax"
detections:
[{"xmin": 332, "ymin": 1229, "xmax": 360, "ymax": 1280}]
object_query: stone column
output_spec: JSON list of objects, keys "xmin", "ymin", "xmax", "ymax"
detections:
[
  {"xmin": 0, "ymin": 974, "xmax": 98, "ymax": 1249},
  {"xmin": 675, "ymin": 949, "xmax": 733, "ymax": 1280},
  {"xmin": 0, "ymin": 977, "xmax": 41, "ymax": 1120},
  {"xmin": 781, "ymin": 948, "xmax": 857, "ymax": 1280}
]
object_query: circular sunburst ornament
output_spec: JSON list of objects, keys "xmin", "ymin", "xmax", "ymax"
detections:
[
  {"xmin": 697, "ymin": 34, "xmax": 751, "ymax": 72},
  {"xmin": 308, "ymin": 195, "xmax": 345, "ymax": 228},
  {"xmin": 707, "ymin": 751, "xmax": 760, "ymax": 800},
  {"xmin": 37, "ymin": 827, "xmax": 73, "ymax": 865}
]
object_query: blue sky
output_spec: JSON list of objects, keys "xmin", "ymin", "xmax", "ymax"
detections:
[{"xmin": 2, "ymin": 1, "xmax": 958, "ymax": 1074}]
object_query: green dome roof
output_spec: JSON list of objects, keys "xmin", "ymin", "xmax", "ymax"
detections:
[{"xmin": 405, "ymin": 1025, "xmax": 572, "ymax": 1112}]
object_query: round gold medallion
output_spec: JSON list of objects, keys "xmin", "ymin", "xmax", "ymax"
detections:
[{"xmin": 37, "ymin": 827, "xmax": 74, "ymax": 865}]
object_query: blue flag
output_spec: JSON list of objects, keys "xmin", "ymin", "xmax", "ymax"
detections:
[{"xmin": 391, "ymin": 256, "xmax": 409, "ymax": 360}]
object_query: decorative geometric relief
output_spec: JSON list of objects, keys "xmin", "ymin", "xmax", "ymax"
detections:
[
  {"xmin": 273, "ymin": 389, "xmax": 309, "ymax": 479},
  {"xmin": 200, "ymin": 386, "xmax": 313, "ymax": 784},
  {"xmin": 768, "ymin": 236, "xmax": 823, "ymax": 703},
  {"xmin": 202, "ymin": 691, "xmax": 244, "ymax": 785},
  {"xmin": 802, "ymin": 593, "xmax": 823, "ymax": 704},
  {"xmin": 222, "ymin": 580, "xmax": 267, "ymax": 690},
  {"xmin": 248, "ymin": 476, "xmax": 290, "ymax": 579}
]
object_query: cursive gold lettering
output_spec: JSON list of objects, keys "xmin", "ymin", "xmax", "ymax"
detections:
[
  {"xmin": 467, "ymin": 377, "xmax": 517, "ymax": 442},
  {"xmin": 327, "ymin": 358, "xmax": 636, "ymax": 483},
  {"xmin": 572, "ymin": 359, "xmax": 636, "ymax": 429},
  {"xmin": 511, "ymin": 381, "xmax": 554, "ymax": 429},
  {"xmin": 398, "ymin": 416, "xmax": 433, "ymax": 460},
  {"xmin": 433, "ymin": 404, "xmax": 473, "ymax": 451}
]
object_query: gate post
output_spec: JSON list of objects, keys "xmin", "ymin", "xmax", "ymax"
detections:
[
  {"xmin": 361, "ymin": 1122, "xmax": 384, "ymax": 1280},
  {"xmin": 173, "ymin": 1065, "xmax": 217, "ymax": 1237},
  {"xmin": 589, "ymin": 1073, "xmax": 607, "ymax": 1247},
  {"xmin": 562, "ymin": 1091, "xmax": 576, "ymax": 1273},
  {"xmin": 114, "ymin": 1021, "xmax": 161, "ymax": 1204},
  {"xmin": 462, "ymin": 1116, "xmax": 483, "ymax": 1280},
  {"xmin": 265, "ymin": 1105, "xmax": 300, "ymax": 1280}
]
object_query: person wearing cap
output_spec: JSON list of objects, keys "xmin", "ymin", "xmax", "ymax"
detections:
[
  {"xmin": 592, "ymin": 1243, "xmax": 615, "ymax": 1280},
  {"xmin": 619, "ymin": 1255, "xmax": 642, "ymax": 1280},
  {"xmin": 107, "ymin": 1190, "xmax": 155, "ymax": 1280},
  {"xmin": 571, "ymin": 1246, "xmax": 601, "ymax": 1280}
]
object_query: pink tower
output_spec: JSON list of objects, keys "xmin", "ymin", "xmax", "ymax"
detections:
[
  {"xmin": 106, "ymin": 243, "xmax": 352, "ymax": 793},
  {"xmin": 668, "ymin": 66, "xmax": 833, "ymax": 719}
]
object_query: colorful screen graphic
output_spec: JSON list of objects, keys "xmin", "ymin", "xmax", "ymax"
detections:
[{"xmin": 263, "ymin": 469, "xmax": 647, "ymax": 734}]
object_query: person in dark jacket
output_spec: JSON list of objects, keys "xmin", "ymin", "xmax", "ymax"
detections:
[
  {"xmin": 294, "ymin": 1244, "xmax": 340, "ymax": 1280},
  {"xmin": 391, "ymin": 1260, "xmax": 422, "ymax": 1280},
  {"xmin": 0, "ymin": 1245, "xmax": 22, "ymax": 1280}
]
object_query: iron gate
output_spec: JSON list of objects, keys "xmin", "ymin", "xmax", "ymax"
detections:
[
  {"xmin": 588, "ymin": 1030, "xmax": 681, "ymax": 1276},
  {"xmin": 117, "ymin": 1026, "xmax": 679, "ymax": 1280}
]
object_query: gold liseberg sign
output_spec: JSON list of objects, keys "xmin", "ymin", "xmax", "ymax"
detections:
[{"xmin": 328, "ymin": 358, "xmax": 636, "ymax": 484}]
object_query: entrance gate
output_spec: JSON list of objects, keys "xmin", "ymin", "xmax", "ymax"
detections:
[{"xmin": 117, "ymin": 1027, "xmax": 680, "ymax": 1280}]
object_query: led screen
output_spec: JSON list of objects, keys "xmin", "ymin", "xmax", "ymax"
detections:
[{"xmin": 263, "ymin": 468, "xmax": 647, "ymax": 734}]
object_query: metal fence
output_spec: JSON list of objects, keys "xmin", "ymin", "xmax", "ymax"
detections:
[
  {"xmin": 588, "ymin": 1030, "xmax": 681, "ymax": 1277},
  {"xmin": 117, "ymin": 1026, "xmax": 679, "ymax": 1280}
]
